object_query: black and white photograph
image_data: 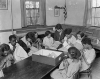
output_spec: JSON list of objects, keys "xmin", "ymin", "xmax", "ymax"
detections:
[{"xmin": 0, "ymin": 0, "xmax": 100, "ymax": 79}]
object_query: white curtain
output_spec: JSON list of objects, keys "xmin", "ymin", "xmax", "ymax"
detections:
[
  {"xmin": 86, "ymin": 0, "xmax": 100, "ymax": 26},
  {"xmin": 83, "ymin": 0, "xmax": 92, "ymax": 26},
  {"xmin": 38, "ymin": 0, "xmax": 46, "ymax": 25}
]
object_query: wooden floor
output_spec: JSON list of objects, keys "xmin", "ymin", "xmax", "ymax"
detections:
[{"xmin": 80, "ymin": 57, "xmax": 100, "ymax": 79}]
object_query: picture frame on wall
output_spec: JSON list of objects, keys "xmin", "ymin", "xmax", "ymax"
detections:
[
  {"xmin": 54, "ymin": 7, "xmax": 60, "ymax": 17},
  {"xmin": 0, "ymin": 0, "xmax": 8, "ymax": 10}
]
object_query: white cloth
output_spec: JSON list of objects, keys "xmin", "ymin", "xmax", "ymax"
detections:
[
  {"xmin": 64, "ymin": 35, "xmax": 76, "ymax": 45},
  {"xmin": 58, "ymin": 36, "xmax": 76, "ymax": 53},
  {"xmin": 21, "ymin": 36, "xmax": 27, "ymax": 45},
  {"xmin": 80, "ymin": 49, "xmax": 96, "ymax": 71},
  {"xmin": 9, "ymin": 43, "xmax": 28, "ymax": 63},
  {"xmin": 74, "ymin": 39, "xmax": 83, "ymax": 50},
  {"xmin": 0, "ymin": 70, "xmax": 4, "ymax": 78},
  {"xmin": 9, "ymin": 43, "xmax": 14, "ymax": 51},
  {"xmin": 21, "ymin": 36, "xmax": 31, "ymax": 48}
]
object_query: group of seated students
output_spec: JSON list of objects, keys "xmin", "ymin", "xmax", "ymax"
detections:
[
  {"xmin": 0, "ymin": 24, "xmax": 96, "ymax": 79},
  {"xmin": 50, "ymin": 24, "xmax": 96, "ymax": 79}
]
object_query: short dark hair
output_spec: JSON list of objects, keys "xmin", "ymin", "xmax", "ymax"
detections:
[
  {"xmin": 26, "ymin": 32, "xmax": 36, "ymax": 43},
  {"xmin": 33, "ymin": 32, "xmax": 38, "ymax": 35},
  {"xmin": 9, "ymin": 35, "xmax": 16, "ymax": 41},
  {"xmin": 64, "ymin": 28, "xmax": 72, "ymax": 35},
  {"xmin": 76, "ymin": 31, "xmax": 85, "ymax": 38},
  {"xmin": 45, "ymin": 31, "xmax": 51, "ymax": 36},
  {"xmin": 82, "ymin": 37, "xmax": 92, "ymax": 45},
  {"xmin": 68, "ymin": 47, "xmax": 81, "ymax": 59},
  {"xmin": 0, "ymin": 43, "xmax": 10, "ymax": 52},
  {"xmin": 55, "ymin": 24, "xmax": 62, "ymax": 30}
]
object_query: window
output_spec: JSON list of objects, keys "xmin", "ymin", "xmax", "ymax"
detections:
[
  {"xmin": 92, "ymin": 0, "xmax": 100, "ymax": 7},
  {"xmin": 88, "ymin": 0, "xmax": 100, "ymax": 26},
  {"xmin": 25, "ymin": 0, "xmax": 40, "ymax": 26}
]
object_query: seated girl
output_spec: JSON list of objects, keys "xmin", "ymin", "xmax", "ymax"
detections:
[
  {"xmin": 18, "ymin": 32, "xmax": 39, "ymax": 56},
  {"xmin": 74, "ymin": 31, "xmax": 85, "ymax": 51},
  {"xmin": 32, "ymin": 32, "xmax": 42, "ymax": 49},
  {"xmin": 18, "ymin": 32, "xmax": 35, "ymax": 53},
  {"xmin": 28, "ymin": 32, "xmax": 44, "ymax": 56},
  {"xmin": 43, "ymin": 31, "xmax": 58, "ymax": 50},
  {"xmin": 58, "ymin": 28, "xmax": 76, "ymax": 53},
  {"xmin": 9, "ymin": 35, "xmax": 28, "ymax": 63},
  {"xmin": 0, "ymin": 43, "xmax": 14, "ymax": 67},
  {"xmin": 0, "ymin": 44, "xmax": 14, "ymax": 77},
  {"xmin": 50, "ymin": 47, "xmax": 81, "ymax": 79},
  {"xmin": 80, "ymin": 37, "xmax": 96, "ymax": 71}
]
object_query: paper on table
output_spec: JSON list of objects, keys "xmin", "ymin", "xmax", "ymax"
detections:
[{"xmin": 52, "ymin": 41, "xmax": 61, "ymax": 48}]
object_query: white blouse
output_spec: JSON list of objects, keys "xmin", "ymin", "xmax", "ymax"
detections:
[{"xmin": 43, "ymin": 36, "xmax": 54, "ymax": 48}]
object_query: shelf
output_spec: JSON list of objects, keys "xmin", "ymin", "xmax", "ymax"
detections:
[{"xmin": 92, "ymin": 7, "xmax": 100, "ymax": 8}]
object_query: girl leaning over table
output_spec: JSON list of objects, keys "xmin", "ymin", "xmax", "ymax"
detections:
[
  {"xmin": 74, "ymin": 31, "xmax": 86, "ymax": 51},
  {"xmin": 50, "ymin": 47, "xmax": 81, "ymax": 79},
  {"xmin": 58, "ymin": 28, "xmax": 76, "ymax": 54},
  {"xmin": 0, "ymin": 44, "xmax": 14, "ymax": 77}
]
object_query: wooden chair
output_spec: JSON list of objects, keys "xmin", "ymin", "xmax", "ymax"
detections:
[
  {"xmin": 79, "ymin": 59, "xmax": 95, "ymax": 79},
  {"xmin": 51, "ymin": 69, "xmax": 80, "ymax": 79}
]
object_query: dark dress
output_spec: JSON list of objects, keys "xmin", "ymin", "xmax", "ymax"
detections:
[
  {"xmin": 54, "ymin": 30, "xmax": 64, "ymax": 49},
  {"xmin": 54, "ymin": 30, "xmax": 64, "ymax": 42},
  {"xmin": 18, "ymin": 40, "xmax": 30, "ymax": 53}
]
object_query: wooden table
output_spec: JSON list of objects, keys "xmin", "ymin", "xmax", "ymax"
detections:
[{"xmin": 1, "ymin": 57, "xmax": 56, "ymax": 79}]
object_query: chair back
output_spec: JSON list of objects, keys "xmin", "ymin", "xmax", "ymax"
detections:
[{"xmin": 73, "ymin": 70, "xmax": 79, "ymax": 79}]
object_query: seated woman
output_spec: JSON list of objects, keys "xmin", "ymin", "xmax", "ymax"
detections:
[
  {"xmin": 58, "ymin": 28, "xmax": 76, "ymax": 53},
  {"xmin": 54, "ymin": 24, "xmax": 64, "ymax": 42},
  {"xmin": 0, "ymin": 44, "xmax": 14, "ymax": 78},
  {"xmin": 9, "ymin": 35, "xmax": 28, "ymax": 63},
  {"xmin": 53, "ymin": 24, "xmax": 65, "ymax": 49},
  {"xmin": 80, "ymin": 37, "xmax": 96, "ymax": 71},
  {"xmin": 50, "ymin": 47, "xmax": 81, "ymax": 79}
]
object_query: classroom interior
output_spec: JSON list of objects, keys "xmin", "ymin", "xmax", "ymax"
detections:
[{"xmin": 0, "ymin": 0, "xmax": 100, "ymax": 79}]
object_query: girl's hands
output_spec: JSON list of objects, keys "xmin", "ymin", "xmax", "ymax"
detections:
[
  {"xmin": 63, "ymin": 59, "xmax": 68, "ymax": 67},
  {"xmin": 6, "ymin": 54, "xmax": 13, "ymax": 61},
  {"xmin": 63, "ymin": 59, "xmax": 68, "ymax": 73}
]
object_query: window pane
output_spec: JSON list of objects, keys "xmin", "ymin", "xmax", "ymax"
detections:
[
  {"xmin": 25, "ymin": 0, "xmax": 40, "ymax": 26},
  {"xmin": 26, "ymin": 18, "xmax": 31, "ymax": 25},
  {"xmin": 25, "ymin": 1, "xmax": 30, "ymax": 8},
  {"xmin": 31, "ymin": 9, "xmax": 35, "ymax": 17},
  {"xmin": 92, "ymin": 0, "xmax": 100, "ymax": 7},
  {"xmin": 26, "ymin": 10, "xmax": 31, "ymax": 17},
  {"xmin": 36, "ymin": 2, "xmax": 39, "ymax": 8},
  {"xmin": 30, "ymin": 1, "xmax": 34, "ymax": 8}
]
